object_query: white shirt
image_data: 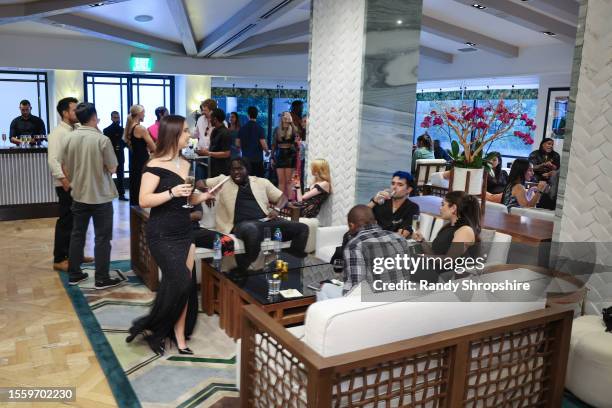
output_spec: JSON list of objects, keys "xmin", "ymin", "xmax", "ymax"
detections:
[
  {"xmin": 47, "ymin": 121, "xmax": 74, "ymax": 187},
  {"xmin": 194, "ymin": 115, "xmax": 227, "ymax": 150}
]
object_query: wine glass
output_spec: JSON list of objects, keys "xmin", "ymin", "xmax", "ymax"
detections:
[
  {"xmin": 1, "ymin": 133, "xmax": 6, "ymax": 146},
  {"xmin": 412, "ymin": 215, "xmax": 421, "ymax": 236},
  {"xmin": 183, "ymin": 169, "xmax": 195, "ymax": 209}
]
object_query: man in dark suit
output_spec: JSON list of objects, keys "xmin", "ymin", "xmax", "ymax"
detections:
[{"xmin": 103, "ymin": 111, "xmax": 127, "ymax": 201}]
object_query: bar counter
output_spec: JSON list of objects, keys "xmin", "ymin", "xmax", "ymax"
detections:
[{"xmin": 0, "ymin": 147, "xmax": 59, "ymax": 220}]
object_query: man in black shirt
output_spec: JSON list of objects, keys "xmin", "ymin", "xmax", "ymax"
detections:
[
  {"xmin": 330, "ymin": 171, "xmax": 420, "ymax": 267},
  {"xmin": 236, "ymin": 106, "xmax": 269, "ymax": 177},
  {"xmin": 198, "ymin": 108, "xmax": 231, "ymax": 177},
  {"xmin": 367, "ymin": 171, "xmax": 420, "ymax": 238},
  {"xmin": 9, "ymin": 99, "xmax": 46, "ymax": 145},
  {"xmin": 102, "ymin": 111, "xmax": 127, "ymax": 201}
]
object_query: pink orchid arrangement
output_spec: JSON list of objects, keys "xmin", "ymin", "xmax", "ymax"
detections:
[{"xmin": 421, "ymin": 99, "xmax": 535, "ymax": 168}]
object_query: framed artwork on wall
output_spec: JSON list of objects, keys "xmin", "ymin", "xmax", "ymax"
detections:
[{"xmin": 543, "ymin": 87, "xmax": 570, "ymax": 139}]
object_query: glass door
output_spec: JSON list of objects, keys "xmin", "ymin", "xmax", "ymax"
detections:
[{"xmin": 84, "ymin": 73, "xmax": 175, "ymax": 176}]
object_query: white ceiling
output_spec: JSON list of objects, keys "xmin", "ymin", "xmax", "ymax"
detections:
[{"xmin": 0, "ymin": 0, "xmax": 578, "ymax": 63}]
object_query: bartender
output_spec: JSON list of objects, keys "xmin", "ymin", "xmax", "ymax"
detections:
[
  {"xmin": 103, "ymin": 111, "xmax": 128, "ymax": 201},
  {"xmin": 9, "ymin": 99, "xmax": 46, "ymax": 145}
]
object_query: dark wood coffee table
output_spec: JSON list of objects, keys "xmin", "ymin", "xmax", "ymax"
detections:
[{"xmin": 201, "ymin": 251, "xmax": 336, "ymax": 340}]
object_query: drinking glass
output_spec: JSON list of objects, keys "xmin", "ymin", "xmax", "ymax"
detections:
[
  {"xmin": 182, "ymin": 165, "xmax": 195, "ymax": 209},
  {"xmin": 267, "ymin": 275, "xmax": 281, "ymax": 296},
  {"xmin": 412, "ymin": 215, "xmax": 421, "ymax": 235},
  {"xmin": 1, "ymin": 133, "xmax": 6, "ymax": 147},
  {"xmin": 333, "ymin": 259, "xmax": 344, "ymax": 273},
  {"xmin": 262, "ymin": 227, "xmax": 272, "ymax": 255},
  {"xmin": 376, "ymin": 188, "xmax": 395, "ymax": 205}
]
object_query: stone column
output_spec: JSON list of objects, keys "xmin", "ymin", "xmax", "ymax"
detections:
[
  {"xmin": 307, "ymin": 0, "xmax": 423, "ymax": 225},
  {"xmin": 554, "ymin": 0, "xmax": 612, "ymax": 267}
]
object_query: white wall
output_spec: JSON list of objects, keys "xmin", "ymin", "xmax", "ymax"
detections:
[
  {"xmin": 0, "ymin": 33, "xmax": 308, "ymax": 79},
  {"xmin": 182, "ymin": 75, "xmax": 212, "ymax": 128},
  {"xmin": 48, "ymin": 70, "xmax": 84, "ymax": 130}
]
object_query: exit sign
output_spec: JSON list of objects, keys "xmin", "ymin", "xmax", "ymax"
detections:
[{"xmin": 130, "ymin": 53, "xmax": 153, "ymax": 72}]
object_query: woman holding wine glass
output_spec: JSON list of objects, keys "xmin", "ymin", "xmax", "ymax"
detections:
[
  {"xmin": 127, "ymin": 115, "xmax": 215, "ymax": 355},
  {"xmin": 292, "ymin": 158, "xmax": 332, "ymax": 218}
]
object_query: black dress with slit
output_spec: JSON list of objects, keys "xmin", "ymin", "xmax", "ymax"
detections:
[{"xmin": 127, "ymin": 166, "xmax": 197, "ymax": 354}]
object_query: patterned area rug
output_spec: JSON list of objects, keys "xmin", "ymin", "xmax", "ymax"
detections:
[{"xmin": 59, "ymin": 260, "xmax": 239, "ymax": 408}]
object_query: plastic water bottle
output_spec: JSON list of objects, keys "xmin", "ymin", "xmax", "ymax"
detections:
[
  {"xmin": 273, "ymin": 228, "xmax": 282, "ymax": 254},
  {"xmin": 213, "ymin": 234, "xmax": 222, "ymax": 261}
]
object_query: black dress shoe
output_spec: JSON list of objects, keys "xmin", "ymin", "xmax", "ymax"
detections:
[
  {"xmin": 118, "ymin": 196, "xmax": 129, "ymax": 201},
  {"xmin": 178, "ymin": 347, "xmax": 194, "ymax": 355}
]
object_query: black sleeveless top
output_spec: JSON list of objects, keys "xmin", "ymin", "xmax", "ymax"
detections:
[
  {"xmin": 143, "ymin": 166, "xmax": 192, "ymax": 243},
  {"xmin": 130, "ymin": 126, "xmax": 149, "ymax": 170},
  {"xmin": 431, "ymin": 220, "xmax": 478, "ymax": 257}
]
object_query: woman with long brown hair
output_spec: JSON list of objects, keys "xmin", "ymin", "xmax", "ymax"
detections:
[
  {"xmin": 125, "ymin": 104, "xmax": 156, "ymax": 205},
  {"xmin": 126, "ymin": 115, "xmax": 214, "ymax": 355},
  {"xmin": 272, "ymin": 111, "xmax": 298, "ymax": 198}
]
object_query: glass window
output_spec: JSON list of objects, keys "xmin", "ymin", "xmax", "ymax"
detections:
[
  {"xmin": 476, "ymin": 98, "xmax": 538, "ymax": 158},
  {"xmin": 414, "ymin": 99, "xmax": 466, "ymax": 152},
  {"xmin": 0, "ymin": 71, "xmax": 49, "ymax": 140}
]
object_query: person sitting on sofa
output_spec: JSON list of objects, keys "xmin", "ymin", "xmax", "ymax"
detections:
[
  {"xmin": 329, "ymin": 171, "xmax": 420, "ymax": 269},
  {"xmin": 189, "ymin": 204, "xmax": 234, "ymax": 255},
  {"xmin": 411, "ymin": 133, "xmax": 435, "ymax": 174},
  {"xmin": 501, "ymin": 158, "xmax": 548, "ymax": 211},
  {"xmin": 196, "ymin": 157, "xmax": 309, "ymax": 268},
  {"xmin": 292, "ymin": 158, "xmax": 332, "ymax": 218},
  {"xmin": 485, "ymin": 151, "xmax": 508, "ymax": 203},
  {"xmin": 318, "ymin": 205, "xmax": 412, "ymax": 301}
]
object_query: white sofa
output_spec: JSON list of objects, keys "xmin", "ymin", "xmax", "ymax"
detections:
[{"xmin": 237, "ymin": 268, "xmax": 552, "ymax": 391}]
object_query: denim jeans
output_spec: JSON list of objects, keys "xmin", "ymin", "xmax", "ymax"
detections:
[{"xmin": 68, "ymin": 201, "xmax": 113, "ymax": 281}]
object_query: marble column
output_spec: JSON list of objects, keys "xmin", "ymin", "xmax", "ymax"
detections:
[{"xmin": 307, "ymin": 0, "xmax": 422, "ymax": 225}]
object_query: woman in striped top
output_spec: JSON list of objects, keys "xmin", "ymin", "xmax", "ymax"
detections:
[{"xmin": 502, "ymin": 158, "xmax": 548, "ymax": 211}]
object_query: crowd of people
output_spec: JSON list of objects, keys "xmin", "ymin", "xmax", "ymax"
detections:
[
  {"xmin": 43, "ymin": 95, "xmax": 558, "ymax": 355},
  {"xmin": 414, "ymin": 132, "xmax": 561, "ymax": 211}
]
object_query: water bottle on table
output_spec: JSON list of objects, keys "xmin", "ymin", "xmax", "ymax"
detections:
[
  {"xmin": 273, "ymin": 227, "xmax": 282, "ymax": 256},
  {"xmin": 213, "ymin": 234, "xmax": 222, "ymax": 267}
]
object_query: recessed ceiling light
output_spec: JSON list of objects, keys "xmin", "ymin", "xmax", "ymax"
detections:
[
  {"xmin": 542, "ymin": 31, "xmax": 556, "ymax": 36},
  {"xmin": 471, "ymin": 3, "xmax": 487, "ymax": 9},
  {"xmin": 134, "ymin": 15, "xmax": 153, "ymax": 22},
  {"xmin": 89, "ymin": 2, "xmax": 106, "ymax": 7},
  {"xmin": 465, "ymin": 41, "xmax": 477, "ymax": 47},
  {"xmin": 396, "ymin": 19, "xmax": 403, "ymax": 25}
]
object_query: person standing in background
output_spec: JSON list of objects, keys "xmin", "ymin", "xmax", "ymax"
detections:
[
  {"xmin": 272, "ymin": 111, "xmax": 298, "ymax": 199},
  {"xmin": 61, "ymin": 102, "xmax": 121, "ymax": 289},
  {"xmin": 47, "ymin": 97, "xmax": 94, "ymax": 272},
  {"xmin": 10, "ymin": 99, "xmax": 46, "ymax": 145},
  {"xmin": 236, "ymin": 106, "xmax": 269, "ymax": 177},
  {"xmin": 147, "ymin": 106, "xmax": 168, "ymax": 142},
  {"xmin": 124, "ymin": 104, "xmax": 156, "ymax": 206},
  {"xmin": 193, "ymin": 99, "xmax": 218, "ymax": 180},
  {"xmin": 103, "ymin": 111, "xmax": 128, "ymax": 201},
  {"xmin": 197, "ymin": 108, "xmax": 231, "ymax": 178},
  {"xmin": 228, "ymin": 112, "xmax": 241, "ymax": 159}
]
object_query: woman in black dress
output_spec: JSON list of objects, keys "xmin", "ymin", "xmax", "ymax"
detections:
[
  {"xmin": 272, "ymin": 111, "xmax": 298, "ymax": 198},
  {"xmin": 125, "ymin": 104, "xmax": 156, "ymax": 206},
  {"xmin": 126, "ymin": 115, "xmax": 214, "ymax": 355},
  {"xmin": 293, "ymin": 158, "xmax": 332, "ymax": 218}
]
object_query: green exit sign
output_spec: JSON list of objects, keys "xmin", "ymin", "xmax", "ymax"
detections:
[{"xmin": 130, "ymin": 53, "xmax": 153, "ymax": 72}]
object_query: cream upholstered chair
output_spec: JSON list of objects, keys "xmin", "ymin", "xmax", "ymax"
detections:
[{"xmin": 414, "ymin": 159, "xmax": 448, "ymax": 188}]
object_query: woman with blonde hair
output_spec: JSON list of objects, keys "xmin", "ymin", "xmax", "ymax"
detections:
[
  {"xmin": 272, "ymin": 111, "xmax": 298, "ymax": 198},
  {"xmin": 293, "ymin": 158, "xmax": 332, "ymax": 218},
  {"xmin": 124, "ymin": 104, "xmax": 156, "ymax": 205}
]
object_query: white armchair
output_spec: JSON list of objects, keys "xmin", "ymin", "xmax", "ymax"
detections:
[{"xmin": 314, "ymin": 225, "xmax": 348, "ymax": 262}]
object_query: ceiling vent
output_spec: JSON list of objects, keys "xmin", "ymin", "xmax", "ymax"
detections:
[{"xmin": 458, "ymin": 47, "xmax": 478, "ymax": 52}]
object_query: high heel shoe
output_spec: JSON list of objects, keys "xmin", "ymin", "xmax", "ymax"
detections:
[{"xmin": 177, "ymin": 346, "xmax": 194, "ymax": 355}]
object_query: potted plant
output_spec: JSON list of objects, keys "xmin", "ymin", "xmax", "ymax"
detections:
[{"xmin": 420, "ymin": 99, "xmax": 535, "ymax": 194}]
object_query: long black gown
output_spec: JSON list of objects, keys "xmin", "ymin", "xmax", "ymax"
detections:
[
  {"xmin": 129, "ymin": 127, "xmax": 150, "ymax": 206},
  {"xmin": 127, "ymin": 166, "xmax": 197, "ymax": 354}
]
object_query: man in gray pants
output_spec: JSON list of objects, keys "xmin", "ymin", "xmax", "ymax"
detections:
[{"xmin": 60, "ymin": 102, "xmax": 121, "ymax": 289}]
